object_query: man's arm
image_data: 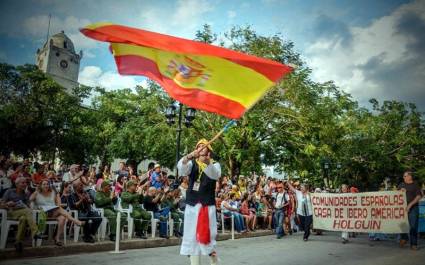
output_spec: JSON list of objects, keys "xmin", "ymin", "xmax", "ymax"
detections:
[
  {"xmin": 177, "ymin": 157, "xmax": 193, "ymax": 177},
  {"xmin": 407, "ymin": 194, "xmax": 423, "ymax": 211},
  {"xmin": 204, "ymin": 162, "xmax": 221, "ymax": 180}
]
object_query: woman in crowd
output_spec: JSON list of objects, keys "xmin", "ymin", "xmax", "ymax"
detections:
[
  {"xmin": 221, "ymin": 193, "xmax": 246, "ymax": 233},
  {"xmin": 179, "ymin": 175, "xmax": 189, "ymax": 200},
  {"xmin": 60, "ymin": 182, "xmax": 73, "ymax": 209},
  {"xmin": 30, "ymin": 179, "xmax": 84, "ymax": 246},
  {"xmin": 102, "ymin": 164, "xmax": 111, "ymax": 181},
  {"xmin": 253, "ymin": 184, "xmax": 263, "ymax": 203},
  {"xmin": 240, "ymin": 193, "xmax": 256, "ymax": 231},
  {"xmin": 114, "ymin": 175, "xmax": 125, "ymax": 196}
]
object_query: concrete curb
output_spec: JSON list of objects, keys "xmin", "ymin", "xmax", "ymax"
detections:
[{"xmin": 0, "ymin": 230, "xmax": 274, "ymax": 260}]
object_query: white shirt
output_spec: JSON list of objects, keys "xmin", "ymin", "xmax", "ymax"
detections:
[
  {"xmin": 177, "ymin": 158, "xmax": 221, "ymax": 180},
  {"xmin": 275, "ymin": 192, "xmax": 289, "ymax": 209},
  {"xmin": 294, "ymin": 190, "xmax": 313, "ymax": 216}
]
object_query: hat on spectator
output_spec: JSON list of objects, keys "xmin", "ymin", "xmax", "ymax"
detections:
[
  {"xmin": 70, "ymin": 164, "xmax": 79, "ymax": 170},
  {"xmin": 127, "ymin": 180, "xmax": 136, "ymax": 187},
  {"xmin": 154, "ymin": 164, "xmax": 161, "ymax": 169},
  {"xmin": 196, "ymin": 139, "xmax": 213, "ymax": 151},
  {"xmin": 101, "ymin": 180, "xmax": 111, "ymax": 188}
]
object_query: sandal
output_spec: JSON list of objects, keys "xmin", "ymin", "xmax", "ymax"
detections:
[{"xmin": 54, "ymin": 239, "xmax": 63, "ymax": 246}]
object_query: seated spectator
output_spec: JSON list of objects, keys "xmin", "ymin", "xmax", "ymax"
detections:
[
  {"xmin": 60, "ymin": 182, "xmax": 73, "ymax": 209},
  {"xmin": 179, "ymin": 176, "xmax": 189, "ymax": 200},
  {"xmin": 128, "ymin": 165, "xmax": 138, "ymax": 181},
  {"xmin": 161, "ymin": 188, "xmax": 184, "ymax": 237},
  {"xmin": 94, "ymin": 180, "xmax": 120, "ymax": 241},
  {"xmin": 230, "ymin": 185, "xmax": 241, "ymax": 200},
  {"xmin": 150, "ymin": 164, "xmax": 164, "ymax": 190},
  {"xmin": 31, "ymin": 163, "xmax": 47, "ymax": 186},
  {"xmin": 71, "ymin": 181, "xmax": 102, "ymax": 243},
  {"xmin": 143, "ymin": 187, "xmax": 169, "ymax": 238},
  {"xmin": 62, "ymin": 164, "xmax": 83, "ymax": 183},
  {"xmin": 115, "ymin": 161, "xmax": 129, "ymax": 180},
  {"xmin": 264, "ymin": 195, "xmax": 274, "ymax": 230},
  {"xmin": 240, "ymin": 193, "xmax": 256, "ymax": 231},
  {"xmin": 238, "ymin": 176, "xmax": 247, "ymax": 194},
  {"xmin": 1, "ymin": 177, "xmax": 42, "ymax": 252},
  {"xmin": 30, "ymin": 179, "xmax": 84, "ymax": 246},
  {"xmin": 114, "ymin": 175, "xmax": 125, "ymax": 196},
  {"xmin": 221, "ymin": 193, "xmax": 246, "ymax": 233},
  {"xmin": 121, "ymin": 181, "xmax": 150, "ymax": 239},
  {"xmin": 46, "ymin": 170, "xmax": 59, "ymax": 183},
  {"xmin": 102, "ymin": 164, "xmax": 111, "ymax": 181},
  {"xmin": 95, "ymin": 172, "xmax": 104, "ymax": 191}
]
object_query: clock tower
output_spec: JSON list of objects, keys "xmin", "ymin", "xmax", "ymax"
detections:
[{"xmin": 36, "ymin": 30, "xmax": 82, "ymax": 93}]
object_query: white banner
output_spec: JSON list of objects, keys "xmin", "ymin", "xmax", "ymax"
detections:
[{"xmin": 312, "ymin": 191, "xmax": 409, "ymax": 233}]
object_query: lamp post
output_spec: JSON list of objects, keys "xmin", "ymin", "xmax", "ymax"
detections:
[
  {"xmin": 165, "ymin": 102, "xmax": 196, "ymax": 175},
  {"xmin": 322, "ymin": 159, "xmax": 330, "ymax": 188},
  {"xmin": 336, "ymin": 162, "xmax": 341, "ymax": 188}
]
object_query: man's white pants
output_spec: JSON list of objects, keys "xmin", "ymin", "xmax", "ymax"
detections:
[{"xmin": 180, "ymin": 203, "xmax": 217, "ymax": 256}]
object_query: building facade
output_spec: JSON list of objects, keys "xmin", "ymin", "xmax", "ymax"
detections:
[{"xmin": 36, "ymin": 31, "xmax": 82, "ymax": 93}]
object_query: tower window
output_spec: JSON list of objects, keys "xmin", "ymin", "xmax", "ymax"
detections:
[
  {"xmin": 56, "ymin": 52, "xmax": 60, "ymax": 57},
  {"xmin": 64, "ymin": 41, "xmax": 67, "ymax": 49}
]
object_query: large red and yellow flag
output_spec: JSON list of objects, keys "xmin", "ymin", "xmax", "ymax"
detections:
[{"xmin": 80, "ymin": 23, "xmax": 292, "ymax": 119}]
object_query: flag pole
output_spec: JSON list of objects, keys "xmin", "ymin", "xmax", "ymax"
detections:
[{"xmin": 204, "ymin": 119, "xmax": 237, "ymax": 147}]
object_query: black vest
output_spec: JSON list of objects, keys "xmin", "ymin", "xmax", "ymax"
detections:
[{"xmin": 186, "ymin": 159, "xmax": 217, "ymax": 206}]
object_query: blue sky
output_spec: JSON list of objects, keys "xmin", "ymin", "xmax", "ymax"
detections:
[{"xmin": 0, "ymin": 0, "xmax": 424, "ymax": 111}]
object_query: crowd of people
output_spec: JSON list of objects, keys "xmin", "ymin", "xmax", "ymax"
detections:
[{"xmin": 0, "ymin": 155, "xmax": 423, "ymax": 253}]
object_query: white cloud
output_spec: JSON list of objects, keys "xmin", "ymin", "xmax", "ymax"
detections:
[
  {"xmin": 305, "ymin": 0, "xmax": 425, "ymax": 107},
  {"xmin": 138, "ymin": 0, "xmax": 214, "ymax": 38},
  {"xmin": 79, "ymin": 66, "xmax": 147, "ymax": 90},
  {"xmin": 21, "ymin": 15, "xmax": 97, "ymax": 55},
  {"xmin": 227, "ymin": 10, "xmax": 236, "ymax": 19}
]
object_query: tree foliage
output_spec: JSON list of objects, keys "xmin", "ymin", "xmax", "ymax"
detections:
[{"xmin": 1, "ymin": 25, "xmax": 424, "ymax": 189}]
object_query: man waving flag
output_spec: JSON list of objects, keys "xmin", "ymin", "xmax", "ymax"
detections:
[{"xmin": 80, "ymin": 23, "xmax": 292, "ymax": 119}]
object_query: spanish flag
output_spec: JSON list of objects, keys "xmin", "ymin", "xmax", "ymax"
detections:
[{"xmin": 80, "ymin": 23, "xmax": 292, "ymax": 119}]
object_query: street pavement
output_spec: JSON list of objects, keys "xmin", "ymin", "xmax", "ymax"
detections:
[{"xmin": 3, "ymin": 232, "xmax": 424, "ymax": 265}]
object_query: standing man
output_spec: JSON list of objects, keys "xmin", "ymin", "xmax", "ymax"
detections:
[
  {"xmin": 274, "ymin": 182, "xmax": 289, "ymax": 239},
  {"xmin": 178, "ymin": 139, "xmax": 221, "ymax": 265},
  {"xmin": 340, "ymin": 184, "xmax": 350, "ymax": 244},
  {"xmin": 399, "ymin": 171, "xmax": 423, "ymax": 250}
]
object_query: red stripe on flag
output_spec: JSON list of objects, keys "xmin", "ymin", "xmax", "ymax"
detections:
[
  {"xmin": 81, "ymin": 26, "xmax": 292, "ymax": 82},
  {"xmin": 114, "ymin": 55, "xmax": 247, "ymax": 119}
]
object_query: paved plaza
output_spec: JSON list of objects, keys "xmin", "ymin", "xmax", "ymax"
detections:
[{"xmin": 3, "ymin": 233, "xmax": 424, "ymax": 265}]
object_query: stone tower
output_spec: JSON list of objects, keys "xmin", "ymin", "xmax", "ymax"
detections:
[{"xmin": 36, "ymin": 31, "xmax": 82, "ymax": 93}]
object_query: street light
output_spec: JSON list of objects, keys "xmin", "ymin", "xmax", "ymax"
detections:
[
  {"xmin": 322, "ymin": 159, "xmax": 330, "ymax": 188},
  {"xmin": 165, "ymin": 102, "xmax": 196, "ymax": 174}
]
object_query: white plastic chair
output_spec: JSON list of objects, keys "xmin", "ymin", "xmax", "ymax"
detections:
[
  {"xmin": 0, "ymin": 209, "xmax": 20, "ymax": 249},
  {"xmin": 147, "ymin": 211, "xmax": 159, "ymax": 238},
  {"xmin": 120, "ymin": 203, "xmax": 134, "ymax": 239},
  {"xmin": 92, "ymin": 206, "xmax": 107, "ymax": 240},
  {"xmin": 32, "ymin": 209, "xmax": 68, "ymax": 245},
  {"xmin": 220, "ymin": 211, "xmax": 235, "ymax": 240}
]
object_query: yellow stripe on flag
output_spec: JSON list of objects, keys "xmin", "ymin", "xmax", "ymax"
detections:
[{"xmin": 111, "ymin": 43, "xmax": 275, "ymax": 109}]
